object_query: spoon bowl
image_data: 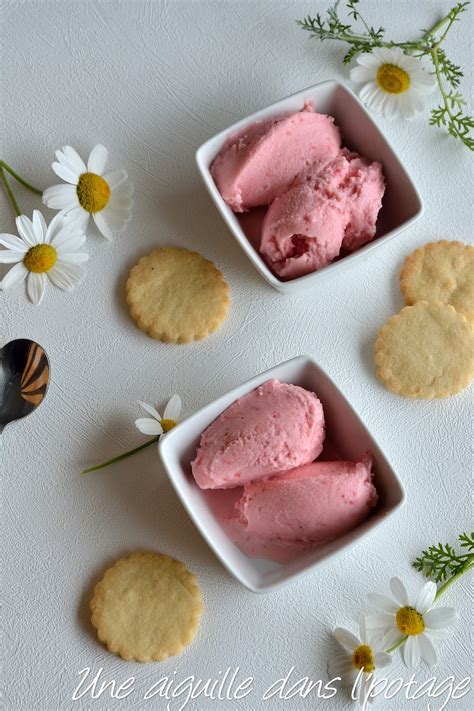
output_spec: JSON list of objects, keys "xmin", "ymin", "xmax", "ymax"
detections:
[{"xmin": 0, "ymin": 339, "xmax": 50, "ymax": 433}]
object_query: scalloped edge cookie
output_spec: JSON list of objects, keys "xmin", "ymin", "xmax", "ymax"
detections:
[
  {"xmin": 126, "ymin": 247, "xmax": 230, "ymax": 343},
  {"xmin": 90, "ymin": 551, "xmax": 203, "ymax": 662},
  {"xmin": 374, "ymin": 301, "xmax": 474, "ymax": 399},
  {"xmin": 400, "ymin": 240, "xmax": 474, "ymax": 323}
]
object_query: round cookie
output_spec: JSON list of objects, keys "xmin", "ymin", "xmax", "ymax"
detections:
[
  {"xmin": 126, "ymin": 247, "xmax": 230, "ymax": 343},
  {"xmin": 90, "ymin": 551, "xmax": 203, "ymax": 662},
  {"xmin": 400, "ymin": 240, "xmax": 474, "ymax": 322},
  {"xmin": 374, "ymin": 301, "xmax": 474, "ymax": 399}
]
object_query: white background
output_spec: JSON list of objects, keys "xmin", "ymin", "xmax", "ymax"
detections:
[{"xmin": 1, "ymin": 1, "xmax": 472, "ymax": 709}]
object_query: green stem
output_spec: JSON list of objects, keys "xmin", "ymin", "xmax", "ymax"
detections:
[
  {"xmin": 81, "ymin": 436, "xmax": 159, "ymax": 474},
  {"xmin": 430, "ymin": 46, "xmax": 460, "ymax": 135},
  {"xmin": 435, "ymin": 562, "xmax": 474, "ymax": 600},
  {"xmin": 0, "ymin": 160, "xmax": 43, "ymax": 195},
  {"xmin": 0, "ymin": 167, "xmax": 21, "ymax": 217}
]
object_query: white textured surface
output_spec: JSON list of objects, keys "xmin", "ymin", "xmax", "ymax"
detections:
[{"xmin": 1, "ymin": 1, "xmax": 472, "ymax": 709}]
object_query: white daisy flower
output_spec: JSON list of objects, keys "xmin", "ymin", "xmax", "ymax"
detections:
[
  {"xmin": 350, "ymin": 47, "xmax": 436, "ymax": 119},
  {"xmin": 328, "ymin": 618, "xmax": 391, "ymax": 706},
  {"xmin": 0, "ymin": 210, "xmax": 88, "ymax": 305},
  {"xmin": 135, "ymin": 394, "xmax": 182, "ymax": 441},
  {"xmin": 366, "ymin": 577, "xmax": 458, "ymax": 668},
  {"xmin": 42, "ymin": 144, "xmax": 133, "ymax": 240}
]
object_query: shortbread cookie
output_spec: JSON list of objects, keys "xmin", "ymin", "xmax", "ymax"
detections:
[
  {"xmin": 374, "ymin": 301, "xmax": 474, "ymax": 399},
  {"xmin": 400, "ymin": 241, "xmax": 474, "ymax": 322},
  {"xmin": 90, "ymin": 552, "xmax": 203, "ymax": 662},
  {"xmin": 126, "ymin": 247, "xmax": 230, "ymax": 343}
]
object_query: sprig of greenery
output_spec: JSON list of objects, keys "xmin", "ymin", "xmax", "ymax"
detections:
[
  {"xmin": 413, "ymin": 532, "xmax": 474, "ymax": 583},
  {"xmin": 297, "ymin": 1, "xmax": 473, "ymax": 149}
]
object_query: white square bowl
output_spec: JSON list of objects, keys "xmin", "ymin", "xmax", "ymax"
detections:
[
  {"xmin": 159, "ymin": 356, "xmax": 405, "ymax": 593},
  {"xmin": 196, "ymin": 80, "xmax": 423, "ymax": 293}
]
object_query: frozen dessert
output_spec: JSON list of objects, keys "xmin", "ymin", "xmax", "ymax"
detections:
[
  {"xmin": 260, "ymin": 150, "xmax": 385, "ymax": 278},
  {"xmin": 191, "ymin": 379, "xmax": 379, "ymax": 563},
  {"xmin": 259, "ymin": 181, "xmax": 347, "ymax": 279},
  {"xmin": 210, "ymin": 103, "xmax": 385, "ymax": 279},
  {"xmin": 191, "ymin": 379, "xmax": 325, "ymax": 489},
  {"xmin": 235, "ymin": 456, "xmax": 377, "ymax": 545},
  {"xmin": 210, "ymin": 103, "xmax": 341, "ymax": 212}
]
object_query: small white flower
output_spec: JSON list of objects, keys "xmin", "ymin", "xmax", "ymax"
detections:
[
  {"xmin": 0, "ymin": 210, "xmax": 88, "ymax": 305},
  {"xmin": 42, "ymin": 144, "xmax": 133, "ymax": 240},
  {"xmin": 135, "ymin": 394, "xmax": 182, "ymax": 441},
  {"xmin": 366, "ymin": 576, "xmax": 458, "ymax": 668},
  {"xmin": 328, "ymin": 618, "xmax": 391, "ymax": 706},
  {"xmin": 350, "ymin": 47, "xmax": 436, "ymax": 119}
]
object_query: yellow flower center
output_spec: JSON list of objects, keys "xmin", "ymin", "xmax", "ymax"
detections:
[
  {"xmin": 352, "ymin": 644, "xmax": 375, "ymax": 673},
  {"xmin": 76, "ymin": 172, "xmax": 110, "ymax": 213},
  {"xmin": 160, "ymin": 418, "xmax": 177, "ymax": 433},
  {"xmin": 23, "ymin": 244, "xmax": 57, "ymax": 273},
  {"xmin": 376, "ymin": 64, "xmax": 410, "ymax": 94},
  {"xmin": 396, "ymin": 606, "xmax": 425, "ymax": 635}
]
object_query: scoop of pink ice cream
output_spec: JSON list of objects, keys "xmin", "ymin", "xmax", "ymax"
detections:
[
  {"xmin": 191, "ymin": 379, "xmax": 325, "ymax": 489},
  {"xmin": 260, "ymin": 182, "xmax": 347, "ymax": 279},
  {"xmin": 260, "ymin": 150, "xmax": 385, "ymax": 278},
  {"xmin": 235, "ymin": 456, "xmax": 377, "ymax": 544},
  {"xmin": 210, "ymin": 104, "xmax": 341, "ymax": 212},
  {"xmin": 338, "ymin": 150, "xmax": 385, "ymax": 253}
]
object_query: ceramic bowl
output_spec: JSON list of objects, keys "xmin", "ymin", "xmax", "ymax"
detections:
[
  {"xmin": 159, "ymin": 356, "xmax": 405, "ymax": 593},
  {"xmin": 196, "ymin": 80, "xmax": 423, "ymax": 293}
]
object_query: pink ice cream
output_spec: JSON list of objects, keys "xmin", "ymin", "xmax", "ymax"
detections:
[
  {"xmin": 235, "ymin": 456, "xmax": 377, "ymax": 546},
  {"xmin": 260, "ymin": 150, "xmax": 385, "ymax": 278},
  {"xmin": 191, "ymin": 379, "xmax": 325, "ymax": 489},
  {"xmin": 210, "ymin": 104, "xmax": 341, "ymax": 212}
]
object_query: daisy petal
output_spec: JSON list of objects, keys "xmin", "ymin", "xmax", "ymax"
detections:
[
  {"xmin": 424, "ymin": 607, "xmax": 459, "ymax": 630},
  {"xmin": 58, "ymin": 251, "xmax": 88, "ymax": 264},
  {"xmin": 367, "ymin": 593, "xmax": 399, "ymax": 614},
  {"xmin": 376, "ymin": 47, "xmax": 397, "ymax": 65},
  {"xmin": 52, "ymin": 161, "xmax": 80, "ymax": 185},
  {"xmin": 32, "ymin": 210, "xmax": 47, "ymax": 243},
  {"xmin": 102, "ymin": 168, "xmax": 128, "ymax": 189},
  {"xmin": 350, "ymin": 66, "xmax": 375, "ymax": 83},
  {"xmin": 138, "ymin": 400, "xmax": 162, "ymax": 421},
  {"xmin": 374, "ymin": 652, "xmax": 391, "ymax": 669},
  {"xmin": 135, "ymin": 418, "xmax": 163, "ymax": 436},
  {"xmin": 27, "ymin": 272, "xmax": 47, "ymax": 305},
  {"xmin": 366, "ymin": 613, "xmax": 395, "ymax": 630},
  {"xmin": 390, "ymin": 577, "xmax": 409, "ymax": 605},
  {"xmin": 0, "ymin": 233, "xmax": 28, "ymax": 252},
  {"xmin": 92, "ymin": 212, "xmax": 114, "ymax": 240},
  {"xmin": 99, "ymin": 204, "xmax": 131, "ymax": 230},
  {"xmin": 423, "ymin": 627, "xmax": 452, "ymax": 639},
  {"xmin": 45, "ymin": 212, "xmax": 67, "ymax": 244},
  {"xmin": 356, "ymin": 53, "xmax": 380, "ymax": 69},
  {"xmin": 402, "ymin": 635, "xmax": 420, "ymax": 668},
  {"xmin": 378, "ymin": 627, "xmax": 405, "ymax": 650},
  {"xmin": 359, "ymin": 81, "xmax": 379, "ymax": 106},
  {"xmin": 61, "ymin": 145, "xmax": 86, "ymax": 174},
  {"xmin": 16, "ymin": 215, "xmax": 38, "ymax": 246},
  {"xmin": 65, "ymin": 206, "xmax": 90, "ymax": 233},
  {"xmin": 398, "ymin": 95, "xmax": 417, "ymax": 119},
  {"xmin": 333, "ymin": 628, "xmax": 360, "ymax": 653},
  {"xmin": 1, "ymin": 261, "xmax": 28, "ymax": 290},
  {"xmin": 418, "ymin": 634, "xmax": 437, "ymax": 666},
  {"xmin": 47, "ymin": 262, "xmax": 85, "ymax": 291},
  {"xmin": 51, "ymin": 229, "xmax": 86, "ymax": 252},
  {"xmin": 87, "ymin": 144, "xmax": 108, "ymax": 174},
  {"xmin": 415, "ymin": 581, "xmax": 437, "ymax": 614},
  {"xmin": 328, "ymin": 653, "xmax": 357, "ymax": 682},
  {"xmin": 42, "ymin": 184, "xmax": 78, "ymax": 210},
  {"xmin": 163, "ymin": 394, "xmax": 181, "ymax": 421},
  {"xmin": 0, "ymin": 250, "xmax": 25, "ymax": 263}
]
